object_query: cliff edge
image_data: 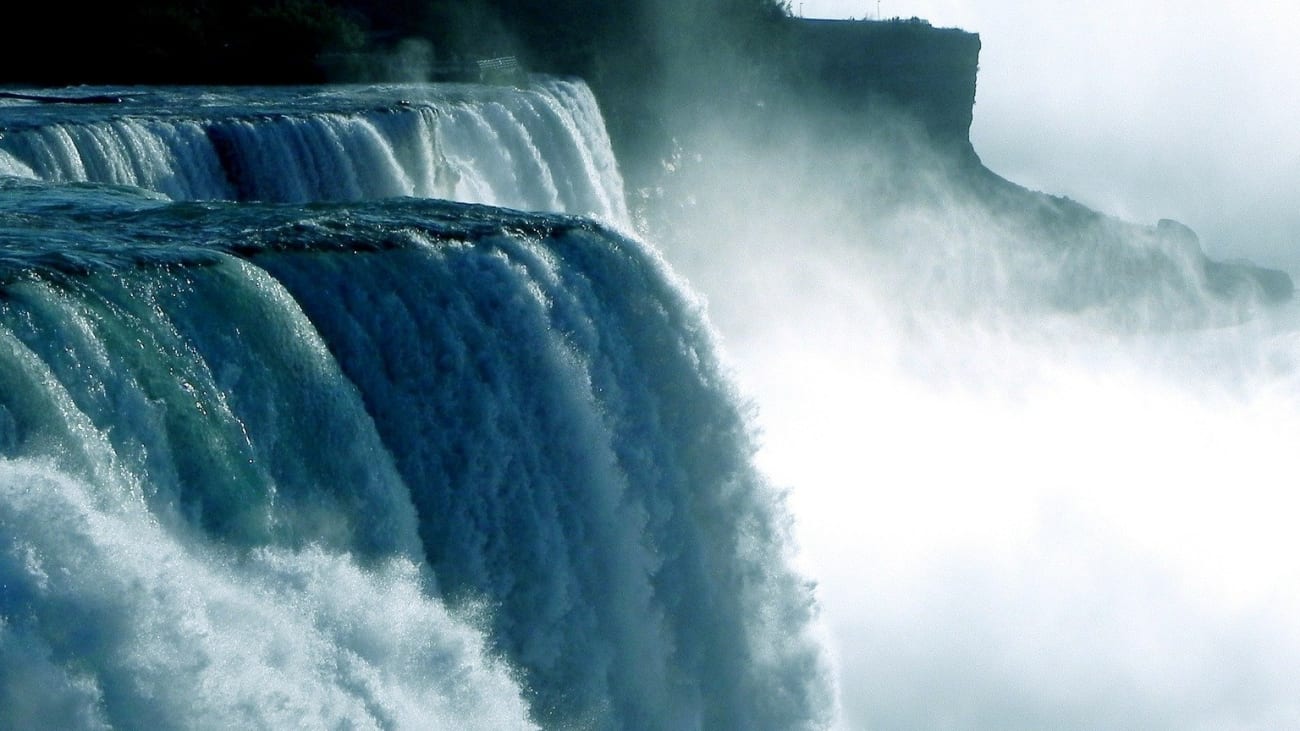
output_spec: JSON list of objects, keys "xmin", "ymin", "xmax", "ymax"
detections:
[
  {"xmin": 763, "ymin": 17, "xmax": 1291, "ymax": 306},
  {"xmin": 778, "ymin": 18, "xmax": 981, "ymax": 158}
]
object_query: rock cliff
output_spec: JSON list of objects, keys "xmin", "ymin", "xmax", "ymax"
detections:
[{"xmin": 779, "ymin": 18, "xmax": 981, "ymax": 157}]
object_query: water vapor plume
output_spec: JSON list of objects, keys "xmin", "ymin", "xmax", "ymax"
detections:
[{"xmin": 634, "ymin": 43, "xmax": 1300, "ymax": 730}]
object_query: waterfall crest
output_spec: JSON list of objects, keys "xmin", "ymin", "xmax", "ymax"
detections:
[{"xmin": 0, "ymin": 79, "xmax": 628, "ymax": 224}]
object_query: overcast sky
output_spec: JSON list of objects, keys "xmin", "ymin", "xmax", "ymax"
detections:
[{"xmin": 796, "ymin": 1, "xmax": 1300, "ymax": 271}]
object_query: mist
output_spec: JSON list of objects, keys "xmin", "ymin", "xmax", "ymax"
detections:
[
  {"xmin": 801, "ymin": 1, "xmax": 1300, "ymax": 271},
  {"xmin": 634, "ymin": 17, "xmax": 1300, "ymax": 728}
]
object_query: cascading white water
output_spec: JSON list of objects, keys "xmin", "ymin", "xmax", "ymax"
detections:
[
  {"xmin": 255, "ymin": 226, "xmax": 832, "ymax": 729},
  {"xmin": 0, "ymin": 78, "xmax": 628, "ymax": 224},
  {"xmin": 0, "ymin": 250, "xmax": 538, "ymax": 730},
  {"xmin": 0, "ymin": 148, "xmax": 34, "ymax": 178},
  {"xmin": 0, "ymin": 173, "xmax": 831, "ymax": 729},
  {"xmin": 0, "ymin": 462, "xmax": 537, "ymax": 731}
]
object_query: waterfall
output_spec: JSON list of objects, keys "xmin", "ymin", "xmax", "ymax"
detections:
[
  {"xmin": 0, "ymin": 171, "xmax": 829, "ymax": 729},
  {"xmin": 0, "ymin": 78, "xmax": 628, "ymax": 225}
]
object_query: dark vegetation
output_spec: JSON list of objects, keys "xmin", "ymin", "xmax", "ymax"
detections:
[
  {"xmin": 0, "ymin": 0, "xmax": 981, "ymax": 186},
  {"xmin": 0, "ymin": 0, "xmax": 786, "ymax": 170},
  {"xmin": 5, "ymin": 1, "xmax": 366, "ymax": 85}
]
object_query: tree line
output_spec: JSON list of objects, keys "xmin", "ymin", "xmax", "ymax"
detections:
[{"xmin": 1, "ymin": 0, "xmax": 787, "ymax": 85}]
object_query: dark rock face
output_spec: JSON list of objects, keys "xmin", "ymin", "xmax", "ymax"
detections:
[
  {"xmin": 778, "ymin": 18, "xmax": 981, "ymax": 156},
  {"xmin": 770, "ymin": 18, "xmax": 1292, "ymax": 308}
]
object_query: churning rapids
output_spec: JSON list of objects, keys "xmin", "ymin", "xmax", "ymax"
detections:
[{"xmin": 0, "ymin": 79, "xmax": 828, "ymax": 730}]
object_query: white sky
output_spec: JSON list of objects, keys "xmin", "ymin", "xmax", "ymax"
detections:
[{"xmin": 794, "ymin": 0, "xmax": 1300, "ymax": 271}]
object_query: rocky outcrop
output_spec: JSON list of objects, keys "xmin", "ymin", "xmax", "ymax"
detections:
[
  {"xmin": 778, "ymin": 18, "xmax": 981, "ymax": 156},
  {"xmin": 773, "ymin": 17, "xmax": 1291, "ymax": 306}
]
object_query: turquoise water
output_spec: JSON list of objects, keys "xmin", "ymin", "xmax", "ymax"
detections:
[{"xmin": 0, "ymin": 82, "xmax": 830, "ymax": 730}]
